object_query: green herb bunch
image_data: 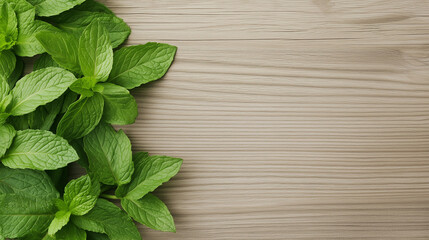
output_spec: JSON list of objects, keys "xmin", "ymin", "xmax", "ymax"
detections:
[{"xmin": 0, "ymin": 0, "xmax": 181, "ymax": 239}]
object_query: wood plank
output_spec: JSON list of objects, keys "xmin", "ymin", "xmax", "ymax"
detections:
[{"xmin": 86, "ymin": 0, "xmax": 429, "ymax": 239}]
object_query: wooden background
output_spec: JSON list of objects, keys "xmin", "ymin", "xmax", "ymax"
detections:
[{"xmin": 97, "ymin": 0, "xmax": 429, "ymax": 239}]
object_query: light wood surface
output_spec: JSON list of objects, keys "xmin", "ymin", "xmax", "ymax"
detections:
[{"xmin": 94, "ymin": 1, "xmax": 429, "ymax": 239}]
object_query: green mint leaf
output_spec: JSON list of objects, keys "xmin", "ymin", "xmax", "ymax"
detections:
[
  {"xmin": 47, "ymin": 167, "xmax": 69, "ymax": 195},
  {"xmin": 4, "ymin": 113, "xmax": 30, "ymax": 130},
  {"xmin": 0, "ymin": 124, "xmax": 15, "ymax": 158},
  {"xmin": 0, "ymin": 81, "xmax": 10, "ymax": 108},
  {"xmin": 63, "ymin": 175, "xmax": 100, "ymax": 216},
  {"xmin": 71, "ymin": 214, "xmax": 105, "ymax": 234},
  {"xmin": 6, "ymin": 0, "xmax": 54, "ymax": 57},
  {"xmin": 71, "ymin": 199, "xmax": 141, "ymax": 240},
  {"xmin": 92, "ymin": 83, "xmax": 104, "ymax": 93},
  {"xmin": 0, "ymin": 2, "xmax": 18, "ymax": 51},
  {"xmin": 27, "ymin": 96, "xmax": 64, "ymax": 131},
  {"xmin": 87, "ymin": 232, "xmax": 110, "ymax": 240},
  {"xmin": 42, "ymin": 233, "xmax": 56, "ymax": 240},
  {"xmin": 122, "ymin": 193, "xmax": 176, "ymax": 232},
  {"xmin": 69, "ymin": 77, "xmax": 97, "ymax": 97},
  {"xmin": 50, "ymin": 10, "xmax": 130, "ymax": 48},
  {"xmin": 55, "ymin": 223, "xmax": 86, "ymax": 240},
  {"xmin": 5, "ymin": 0, "xmax": 36, "ymax": 24},
  {"xmin": 0, "ymin": 167, "xmax": 59, "ymax": 199},
  {"xmin": 56, "ymin": 93, "xmax": 104, "ymax": 140},
  {"xmin": 48, "ymin": 210, "xmax": 71, "ymax": 235},
  {"xmin": 99, "ymin": 83, "xmax": 138, "ymax": 125},
  {"xmin": 0, "ymin": 95, "xmax": 11, "ymax": 116},
  {"xmin": 83, "ymin": 123, "xmax": 134, "ymax": 185},
  {"xmin": 15, "ymin": 20, "xmax": 57, "ymax": 57},
  {"xmin": 34, "ymin": 53, "xmax": 61, "ymax": 71},
  {"xmin": 8, "ymin": 67, "xmax": 76, "ymax": 116},
  {"xmin": 78, "ymin": 21, "xmax": 113, "ymax": 82},
  {"xmin": 36, "ymin": 30, "xmax": 81, "ymax": 73},
  {"xmin": 0, "ymin": 194, "xmax": 56, "ymax": 238},
  {"xmin": 0, "ymin": 50, "xmax": 16, "ymax": 85},
  {"xmin": 27, "ymin": 0, "xmax": 85, "ymax": 17},
  {"xmin": 6, "ymin": 55, "xmax": 23, "ymax": 89},
  {"xmin": 0, "ymin": 113, "xmax": 9, "ymax": 125},
  {"xmin": 15, "ymin": 231, "xmax": 47, "ymax": 240},
  {"xmin": 5, "ymin": 0, "xmax": 47, "ymax": 56},
  {"xmin": 0, "ymin": 167, "xmax": 58, "ymax": 238},
  {"xmin": 60, "ymin": 90, "xmax": 78, "ymax": 114},
  {"xmin": 55, "ymin": 199, "xmax": 69, "ymax": 212},
  {"xmin": 73, "ymin": 0, "xmax": 113, "ymax": 14},
  {"xmin": 109, "ymin": 42, "xmax": 177, "ymax": 89},
  {"xmin": 69, "ymin": 138, "xmax": 89, "ymax": 169},
  {"xmin": 1, "ymin": 129, "xmax": 79, "ymax": 170},
  {"xmin": 116, "ymin": 153, "xmax": 182, "ymax": 199}
]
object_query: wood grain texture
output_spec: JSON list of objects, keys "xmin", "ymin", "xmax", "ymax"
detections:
[{"xmin": 95, "ymin": 0, "xmax": 429, "ymax": 239}]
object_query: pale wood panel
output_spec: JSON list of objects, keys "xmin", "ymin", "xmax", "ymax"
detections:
[{"xmin": 94, "ymin": 0, "xmax": 429, "ymax": 239}]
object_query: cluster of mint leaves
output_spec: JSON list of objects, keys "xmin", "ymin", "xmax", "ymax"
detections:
[{"xmin": 0, "ymin": 0, "xmax": 182, "ymax": 239}]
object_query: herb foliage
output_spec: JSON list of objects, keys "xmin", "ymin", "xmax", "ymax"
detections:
[{"xmin": 0, "ymin": 0, "xmax": 180, "ymax": 239}]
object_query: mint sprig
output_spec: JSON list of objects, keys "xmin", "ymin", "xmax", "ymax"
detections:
[{"xmin": 0, "ymin": 0, "xmax": 180, "ymax": 239}]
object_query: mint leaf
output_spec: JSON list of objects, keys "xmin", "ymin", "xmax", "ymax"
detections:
[
  {"xmin": 47, "ymin": 167, "xmax": 69, "ymax": 195},
  {"xmin": 87, "ymin": 232, "xmax": 110, "ymax": 240},
  {"xmin": 83, "ymin": 123, "xmax": 134, "ymax": 185},
  {"xmin": 9, "ymin": 67, "xmax": 76, "ymax": 116},
  {"xmin": 0, "ymin": 80, "xmax": 10, "ymax": 107},
  {"xmin": 0, "ymin": 167, "xmax": 58, "ymax": 238},
  {"xmin": 71, "ymin": 213, "xmax": 105, "ymax": 234},
  {"xmin": 5, "ymin": 113, "xmax": 29, "ymax": 130},
  {"xmin": 0, "ymin": 194, "xmax": 56, "ymax": 238},
  {"xmin": 48, "ymin": 210, "xmax": 71, "ymax": 235},
  {"xmin": 60, "ymin": 90, "xmax": 78, "ymax": 114},
  {"xmin": 5, "ymin": 0, "xmax": 35, "ymax": 24},
  {"xmin": 55, "ymin": 199, "xmax": 69, "ymax": 212},
  {"xmin": 0, "ymin": 124, "xmax": 15, "ymax": 158},
  {"xmin": 56, "ymin": 93, "xmax": 104, "ymax": 140},
  {"xmin": 1, "ymin": 129, "xmax": 79, "ymax": 170},
  {"xmin": 0, "ymin": 80, "xmax": 10, "ymax": 108},
  {"xmin": 0, "ymin": 50, "xmax": 16, "ymax": 84},
  {"xmin": 0, "ymin": 52, "xmax": 13, "ymax": 101},
  {"xmin": 42, "ymin": 233, "xmax": 56, "ymax": 240},
  {"xmin": 63, "ymin": 175, "xmax": 100, "ymax": 216},
  {"xmin": 50, "ymin": 10, "xmax": 130, "ymax": 48},
  {"xmin": 34, "ymin": 53, "xmax": 61, "ymax": 71},
  {"xmin": 122, "ymin": 193, "xmax": 176, "ymax": 232},
  {"xmin": 55, "ymin": 223, "xmax": 86, "ymax": 240},
  {"xmin": 0, "ymin": 113, "xmax": 9, "ymax": 124},
  {"xmin": 15, "ymin": 20, "xmax": 57, "ymax": 57},
  {"xmin": 5, "ymin": 0, "xmax": 50, "ymax": 56},
  {"xmin": 27, "ymin": 96, "xmax": 64, "ymax": 131},
  {"xmin": 70, "ymin": 138, "xmax": 89, "ymax": 169},
  {"xmin": 15, "ymin": 231, "xmax": 47, "ymax": 240},
  {"xmin": 6, "ymin": 55, "xmax": 23, "ymax": 88},
  {"xmin": 0, "ymin": 167, "xmax": 59, "ymax": 199},
  {"xmin": 27, "ymin": 0, "xmax": 85, "ymax": 17},
  {"xmin": 71, "ymin": 199, "xmax": 141, "ymax": 240},
  {"xmin": 74, "ymin": 0, "xmax": 113, "ymax": 14},
  {"xmin": 109, "ymin": 43, "xmax": 177, "ymax": 89},
  {"xmin": 36, "ymin": 30, "xmax": 81, "ymax": 73},
  {"xmin": 78, "ymin": 21, "xmax": 113, "ymax": 82},
  {"xmin": 116, "ymin": 153, "xmax": 182, "ymax": 199},
  {"xmin": 69, "ymin": 77, "xmax": 97, "ymax": 97},
  {"xmin": 99, "ymin": 83, "xmax": 138, "ymax": 125},
  {"xmin": 0, "ymin": 2, "xmax": 18, "ymax": 51},
  {"xmin": 5, "ymin": 0, "xmax": 53, "ymax": 57}
]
